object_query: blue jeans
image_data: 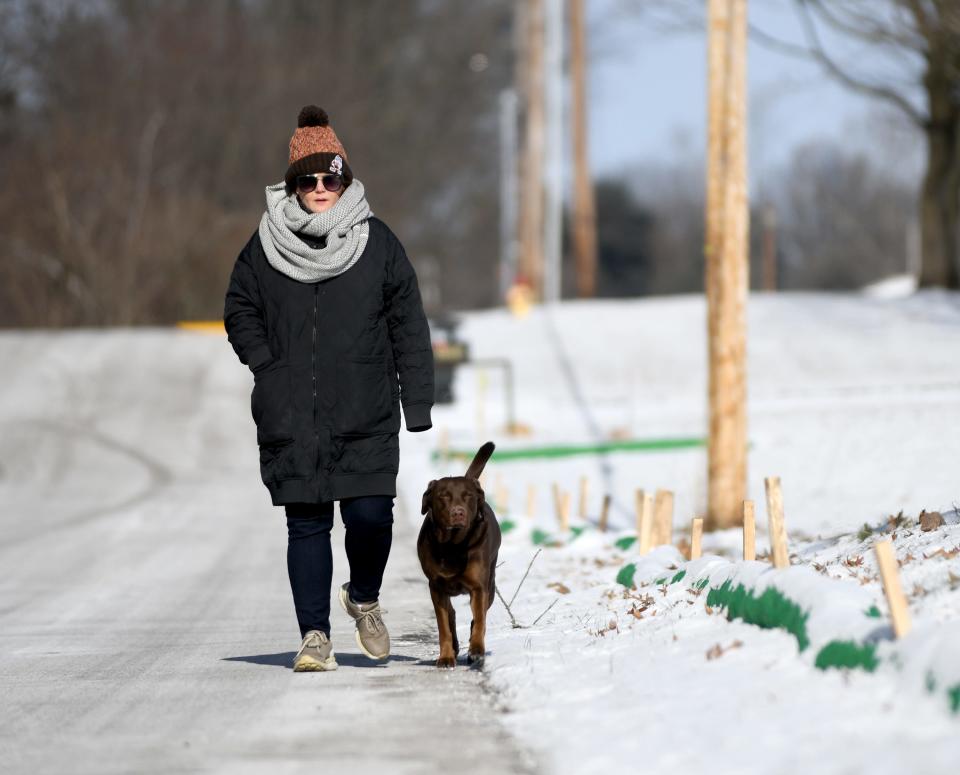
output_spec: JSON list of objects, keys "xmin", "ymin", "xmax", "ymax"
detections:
[{"xmin": 285, "ymin": 496, "xmax": 394, "ymax": 639}]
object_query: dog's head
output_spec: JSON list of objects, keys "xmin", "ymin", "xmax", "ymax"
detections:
[
  {"xmin": 421, "ymin": 476, "xmax": 486, "ymax": 543},
  {"xmin": 420, "ymin": 441, "xmax": 495, "ymax": 544}
]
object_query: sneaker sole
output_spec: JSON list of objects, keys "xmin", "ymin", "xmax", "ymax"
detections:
[
  {"xmin": 293, "ymin": 653, "xmax": 338, "ymax": 672},
  {"xmin": 338, "ymin": 585, "xmax": 390, "ymax": 660}
]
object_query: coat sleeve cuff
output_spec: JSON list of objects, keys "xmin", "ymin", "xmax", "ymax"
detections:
[
  {"xmin": 402, "ymin": 402, "xmax": 433, "ymax": 432},
  {"xmin": 247, "ymin": 344, "xmax": 275, "ymax": 373}
]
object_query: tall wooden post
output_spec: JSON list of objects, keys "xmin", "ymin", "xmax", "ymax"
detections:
[
  {"xmin": 519, "ymin": 0, "xmax": 546, "ymax": 300},
  {"xmin": 705, "ymin": 0, "xmax": 749, "ymax": 531},
  {"xmin": 543, "ymin": 0, "xmax": 564, "ymax": 303},
  {"xmin": 569, "ymin": 0, "xmax": 597, "ymax": 298}
]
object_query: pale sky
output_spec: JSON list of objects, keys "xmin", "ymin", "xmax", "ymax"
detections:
[{"xmin": 585, "ymin": 0, "xmax": 927, "ymax": 186}]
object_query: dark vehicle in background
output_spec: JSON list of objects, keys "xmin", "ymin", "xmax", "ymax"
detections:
[{"xmin": 429, "ymin": 315, "xmax": 469, "ymax": 405}]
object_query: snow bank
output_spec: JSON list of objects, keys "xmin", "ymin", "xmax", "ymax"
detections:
[{"xmin": 408, "ymin": 291, "xmax": 960, "ymax": 773}]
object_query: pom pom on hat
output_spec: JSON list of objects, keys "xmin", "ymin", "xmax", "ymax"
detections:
[{"xmin": 297, "ymin": 105, "xmax": 329, "ymax": 128}]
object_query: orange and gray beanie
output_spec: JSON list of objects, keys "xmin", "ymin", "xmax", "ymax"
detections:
[{"xmin": 283, "ymin": 105, "xmax": 354, "ymax": 194}]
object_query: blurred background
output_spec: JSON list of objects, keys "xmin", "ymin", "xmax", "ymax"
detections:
[{"xmin": 0, "ymin": 0, "xmax": 953, "ymax": 327}]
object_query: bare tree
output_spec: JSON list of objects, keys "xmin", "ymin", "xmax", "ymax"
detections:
[
  {"xmin": 0, "ymin": 0, "xmax": 514, "ymax": 327},
  {"xmin": 773, "ymin": 140, "xmax": 916, "ymax": 288},
  {"xmin": 762, "ymin": 1, "xmax": 959, "ymax": 288},
  {"xmin": 583, "ymin": 132, "xmax": 912, "ymax": 296},
  {"xmin": 618, "ymin": 0, "xmax": 957, "ymax": 287}
]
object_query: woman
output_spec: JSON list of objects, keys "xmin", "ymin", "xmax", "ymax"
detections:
[{"xmin": 224, "ymin": 105, "xmax": 434, "ymax": 672}]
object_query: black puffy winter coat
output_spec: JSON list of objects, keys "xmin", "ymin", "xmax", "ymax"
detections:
[{"xmin": 223, "ymin": 216, "xmax": 434, "ymax": 505}]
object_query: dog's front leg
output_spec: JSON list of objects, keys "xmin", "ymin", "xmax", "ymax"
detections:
[
  {"xmin": 467, "ymin": 583, "xmax": 488, "ymax": 667},
  {"xmin": 445, "ymin": 596, "xmax": 459, "ymax": 655},
  {"xmin": 429, "ymin": 582, "xmax": 457, "ymax": 668}
]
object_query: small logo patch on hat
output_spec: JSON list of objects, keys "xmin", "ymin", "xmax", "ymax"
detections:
[{"xmin": 330, "ymin": 155, "xmax": 343, "ymax": 174}]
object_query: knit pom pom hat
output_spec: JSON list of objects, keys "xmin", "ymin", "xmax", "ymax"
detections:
[{"xmin": 284, "ymin": 105, "xmax": 354, "ymax": 195}]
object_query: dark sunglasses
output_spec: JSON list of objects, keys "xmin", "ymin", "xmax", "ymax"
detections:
[{"xmin": 295, "ymin": 173, "xmax": 344, "ymax": 194}]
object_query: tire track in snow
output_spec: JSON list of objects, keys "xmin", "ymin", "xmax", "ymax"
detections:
[{"xmin": 0, "ymin": 417, "xmax": 173, "ymax": 550}]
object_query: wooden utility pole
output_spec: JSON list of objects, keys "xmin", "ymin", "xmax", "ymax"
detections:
[
  {"xmin": 569, "ymin": 0, "xmax": 597, "ymax": 298},
  {"xmin": 705, "ymin": 0, "xmax": 749, "ymax": 531},
  {"xmin": 542, "ymin": 0, "xmax": 564, "ymax": 303},
  {"xmin": 518, "ymin": 0, "xmax": 546, "ymax": 300}
]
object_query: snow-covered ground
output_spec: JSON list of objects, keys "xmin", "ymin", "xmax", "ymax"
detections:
[
  {"xmin": 398, "ymin": 291, "xmax": 960, "ymax": 774},
  {"xmin": 3, "ymin": 290, "xmax": 958, "ymax": 774}
]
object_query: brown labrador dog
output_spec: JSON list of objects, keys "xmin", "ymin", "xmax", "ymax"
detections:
[{"xmin": 418, "ymin": 441, "xmax": 501, "ymax": 668}]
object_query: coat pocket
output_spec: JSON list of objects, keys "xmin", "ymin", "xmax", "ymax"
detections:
[
  {"xmin": 258, "ymin": 438, "xmax": 301, "ymax": 483},
  {"xmin": 251, "ymin": 361, "xmax": 293, "ymax": 446},
  {"xmin": 335, "ymin": 355, "xmax": 393, "ymax": 436}
]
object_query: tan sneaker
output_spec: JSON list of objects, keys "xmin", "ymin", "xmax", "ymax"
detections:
[
  {"xmin": 338, "ymin": 583, "xmax": 390, "ymax": 659},
  {"xmin": 292, "ymin": 630, "xmax": 338, "ymax": 672}
]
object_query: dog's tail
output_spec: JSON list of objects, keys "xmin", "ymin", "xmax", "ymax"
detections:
[{"xmin": 465, "ymin": 441, "xmax": 496, "ymax": 480}]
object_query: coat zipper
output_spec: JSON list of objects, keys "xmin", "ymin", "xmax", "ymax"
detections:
[{"xmin": 312, "ymin": 283, "xmax": 319, "ymax": 432}]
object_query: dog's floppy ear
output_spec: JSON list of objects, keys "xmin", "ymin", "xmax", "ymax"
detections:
[
  {"xmin": 421, "ymin": 480, "xmax": 437, "ymax": 515},
  {"xmin": 471, "ymin": 479, "xmax": 487, "ymax": 521},
  {"xmin": 465, "ymin": 440, "xmax": 495, "ymax": 480}
]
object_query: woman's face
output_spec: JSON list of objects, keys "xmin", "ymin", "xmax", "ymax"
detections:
[{"xmin": 296, "ymin": 173, "xmax": 344, "ymax": 214}]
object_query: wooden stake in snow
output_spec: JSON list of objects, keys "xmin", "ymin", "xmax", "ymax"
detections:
[
  {"xmin": 526, "ymin": 484, "xmax": 536, "ymax": 518},
  {"xmin": 578, "ymin": 475, "xmax": 589, "ymax": 519},
  {"xmin": 636, "ymin": 489, "xmax": 654, "ymax": 555},
  {"xmin": 691, "ymin": 517, "xmax": 704, "ymax": 560},
  {"xmin": 551, "ymin": 482, "xmax": 561, "ymax": 521},
  {"xmin": 742, "ymin": 499, "xmax": 756, "ymax": 561},
  {"xmin": 764, "ymin": 477, "xmax": 789, "ymax": 568},
  {"xmin": 634, "ymin": 489, "xmax": 643, "ymax": 538},
  {"xmin": 497, "ymin": 484, "xmax": 509, "ymax": 513},
  {"xmin": 477, "ymin": 369, "xmax": 488, "ymax": 439},
  {"xmin": 874, "ymin": 539, "xmax": 912, "ymax": 638},
  {"xmin": 559, "ymin": 491, "xmax": 571, "ymax": 532},
  {"xmin": 599, "ymin": 494, "xmax": 611, "ymax": 532},
  {"xmin": 653, "ymin": 489, "xmax": 675, "ymax": 546},
  {"xmin": 439, "ymin": 426, "xmax": 450, "ymax": 461}
]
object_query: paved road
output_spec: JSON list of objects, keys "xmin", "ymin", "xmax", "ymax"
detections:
[{"xmin": 0, "ymin": 331, "xmax": 537, "ymax": 775}]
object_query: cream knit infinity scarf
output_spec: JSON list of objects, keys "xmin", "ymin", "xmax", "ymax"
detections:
[{"xmin": 258, "ymin": 178, "xmax": 371, "ymax": 283}]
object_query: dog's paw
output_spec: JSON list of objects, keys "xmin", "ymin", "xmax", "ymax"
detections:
[
  {"xmin": 436, "ymin": 656, "xmax": 456, "ymax": 669},
  {"xmin": 466, "ymin": 652, "xmax": 485, "ymax": 668}
]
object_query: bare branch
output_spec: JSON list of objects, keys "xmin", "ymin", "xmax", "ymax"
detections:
[
  {"xmin": 904, "ymin": 0, "xmax": 934, "ymax": 40},
  {"xmin": 747, "ymin": 22, "xmax": 820, "ymax": 61},
  {"xmin": 508, "ymin": 548, "xmax": 542, "ymax": 608},
  {"xmin": 531, "ymin": 597, "xmax": 559, "ymax": 626},
  {"xmin": 807, "ymin": 0, "xmax": 925, "ymax": 51},
  {"xmin": 494, "ymin": 584, "xmax": 522, "ymax": 628},
  {"xmin": 123, "ymin": 109, "xmax": 165, "ymax": 251},
  {"xmin": 795, "ymin": 0, "xmax": 928, "ymax": 126}
]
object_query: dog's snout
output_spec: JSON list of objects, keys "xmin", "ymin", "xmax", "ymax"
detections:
[{"xmin": 449, "ymin": 504, "xmax": 468, "ymax": 527}]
